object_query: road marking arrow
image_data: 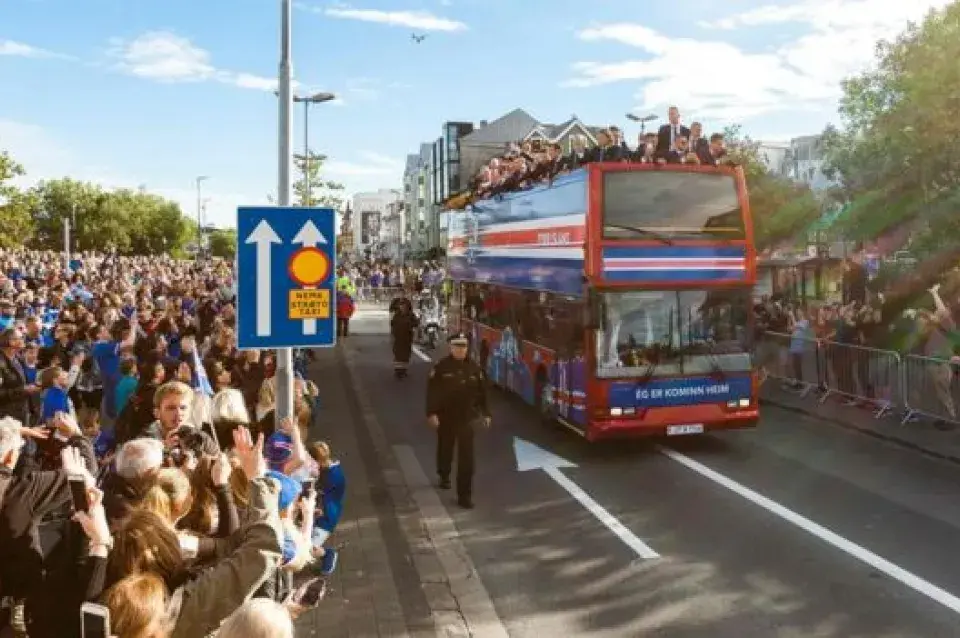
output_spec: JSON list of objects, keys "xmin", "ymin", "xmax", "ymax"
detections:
[
  {"xmin": 245, "ymin": 219, "xmax": 282, "ymax": 337},
  {"xmin": 292, "ymin": 220, "xmax": 327, "ymax": 336},
  {"xmin": 513, "ymin": 437, "xmax": 659, "ymax": 560}
]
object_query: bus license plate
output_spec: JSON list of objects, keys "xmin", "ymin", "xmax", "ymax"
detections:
[{"xmin": 666, "ymin": 424, "xmax": 704, "ymax": 436}]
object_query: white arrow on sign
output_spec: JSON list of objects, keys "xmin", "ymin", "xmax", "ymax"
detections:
[
  {"xmin": 245, "ymin": 220, "xmax": 282, "ymax": 337},
  {"xmin": 513, "ymin": 437, "xmax": 659, "ymax": 560},
  {"xmin": 292, "ymin": 220, "xmax": 329, "ymax": 336}
]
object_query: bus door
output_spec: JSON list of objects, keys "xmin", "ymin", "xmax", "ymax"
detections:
[{"xmin": 550, "ymin": 297, "xmax": 584, "ymax": 424}]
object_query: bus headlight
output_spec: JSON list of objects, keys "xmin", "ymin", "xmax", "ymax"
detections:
[
  {"xmin": 739, "ymin": 398, "xmax": 751, "ymax": 408},
  {"xmin": 610, "ymin": 407, "xmax": 623, "ymax": 416}
]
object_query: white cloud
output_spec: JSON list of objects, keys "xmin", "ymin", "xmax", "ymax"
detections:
[
  {"xmin": 566, "ymin": 0, "xmax": 951, "ymax": 121},
  {"xmin": 0, "ymin": 119, "xmax": 265, "ymax": 228},
  {"xmin": 0, "ymin": 39, "xmax": 73, "ymax": 60},
  {"xmin": 326, "ymin": 151, "xmax": 402, "ymax": 177},
  {"xmin": 108, "ymin": 31, "xmax": 278, "ymax": 91},
  {"xmin": 320, "ymin": 6, "xmax": 467, "ymax": 31}
]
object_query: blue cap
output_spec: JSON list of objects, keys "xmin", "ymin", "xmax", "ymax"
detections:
[
  {"xmin": 265, "ymin": 432, "xmax": 294, "ymax": 471},
  {"xmin": 265, "ymin": 470, "xmax": 302, "ymax": 511}
]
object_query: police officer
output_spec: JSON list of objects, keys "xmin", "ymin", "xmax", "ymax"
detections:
[{"xmin": 426, "ymin": 332, "xmax": 490, "ymax": 509}]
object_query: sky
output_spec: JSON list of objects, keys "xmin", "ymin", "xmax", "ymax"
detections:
[{"xmin": 0, "ymin": 0, "xmax": 950, "ymax": 228}]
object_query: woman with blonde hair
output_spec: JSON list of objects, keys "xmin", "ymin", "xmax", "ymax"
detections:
[
  {"xmin": 178, "ymin": 453, "xmax": 240, "ymax": 538},
  {"xmin": 101, "ymin": 572, "xmax": 171, "ymax": 638},
  {"xmin": 106, "ymin": 427, "xmax": 285, "ymax": 638}
]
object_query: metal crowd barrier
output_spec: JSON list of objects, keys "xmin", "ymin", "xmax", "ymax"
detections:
[
  {"xmin": 353, "ymin": 286, "xmax": 404, "ymax": 310},
  {"xmin": 759, "ymin": 331, "xmax": 900, "ymax": 420},
  {"xmin": 901, "ymin": 355, "xmax": 960, "ymax": 426}
]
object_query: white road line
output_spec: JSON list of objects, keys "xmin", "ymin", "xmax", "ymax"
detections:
[
  {"xmin": 661, "ymin": 446, "xmax": 960, "ymax": 616},
  {"xmin": 411, "ymin": 345, "xmax": 431, "ymax": 362},
  {"xmin": 545, "ymin": 466, "xmax": 660, "ymax": 559}
]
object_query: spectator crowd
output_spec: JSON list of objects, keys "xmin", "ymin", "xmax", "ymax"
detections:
[{"xmin": 0, "ymin": 248, "xmax": 346, "ymax": 637}]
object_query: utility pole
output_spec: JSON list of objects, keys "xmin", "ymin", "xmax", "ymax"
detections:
[
  {"xmin": 63, "ymin": 217, "xmax": 71, "ymax": 277},
  {"xmin": 196, "ymin": 176, "xmax": 209, "ymax": 258},
  {"xmin": 276, "ymin": 0, "xmax": 295, "ymax": 423}
]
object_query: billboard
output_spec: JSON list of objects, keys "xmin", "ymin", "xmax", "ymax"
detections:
[{"xmin": 360, "ymin": 211, "xmax": 381, "ymax": 245}]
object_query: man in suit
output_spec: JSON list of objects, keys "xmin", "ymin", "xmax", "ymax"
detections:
[
  {"xmin": 655, "ymin": 106, "xmax": 691, "ymax": 159},
  {"xmin": 688, "ymin": 122, "xmax": 709, "ymax": 159}
]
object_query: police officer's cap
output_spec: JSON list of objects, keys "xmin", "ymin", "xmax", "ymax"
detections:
[{"xmin": 447, "ymin": 332, "xmax": 469, "ymax": 346}]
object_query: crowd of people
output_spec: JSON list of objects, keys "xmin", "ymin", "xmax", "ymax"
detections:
[
  {"xmin": 0, "ymin": 248, "xmax": 346, "ymax": 637},
  {"xmin": 466, "ymin": 106, "xmax": 731, "ymax": 201}
]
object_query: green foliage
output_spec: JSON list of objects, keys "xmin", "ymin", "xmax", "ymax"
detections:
[
  {"xmin": 0, "ymin": 151, "xmax": 34, "ymax": 247},
  {"xmin": 722, "ymin": 126, "xmax": 822, "ymax": 250},
  {"xmin": 0, "ymin": 150, "xmax": 195, "ymax": 254},
  {"xmin": 208, "ymin": 228, "xmax": 238, "ymax": 260},
  {"xmin": 821, "ymin": 2, "xmax": 960, "ymax": 250},
  {"xmin": 293, "ymin": 151, "xmax": 345, "ymax": 209}
]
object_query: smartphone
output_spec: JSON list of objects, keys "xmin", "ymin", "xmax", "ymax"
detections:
[
  {"xmin": 201, "ymin": 422, "xmax": 220, "ymax": 452},
  {"xmin": 301, "ymin": 481, "xmax": 315, "ymax": 499},
  {"xmin": 291, "ymin": 577, "xmax": 327, "ymax": 607},
  {"xmin": 68, "ymin": 473, "xmax": 88, "ymax": 513},
  {"xmin": 80, "ymin": 602, "xmax": 110, "ymax": 638}
]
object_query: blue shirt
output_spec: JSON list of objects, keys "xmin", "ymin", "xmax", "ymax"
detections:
[
  {"xmin": 115, "ymin": 375, "xmax": 138, "ymax": 415},
  {"xmin": 41, "ymin": 386, "xmax": 72, "ymax": 423},
  {"xmin": 93, "ymin": 340, "xmax": 122, "ymax": 417},
  {"xmin": 315, "ymin": 461, "xmax": 345, "ymax": 532}
]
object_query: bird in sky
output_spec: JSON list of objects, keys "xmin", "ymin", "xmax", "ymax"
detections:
[{"xmin": 411, "ymin": 33, "xmax": 427, "ymax": 43}]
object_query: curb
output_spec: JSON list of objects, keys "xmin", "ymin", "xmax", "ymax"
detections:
[{"xmin": 760, "ymin": 394, "xmax": 960, "ymax": 467}]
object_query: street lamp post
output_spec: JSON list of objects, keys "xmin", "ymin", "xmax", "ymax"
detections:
[
  {"xmin": 195, "ymin": 175, "xmax": 209, "ymax": 257},
  {"xmin": 626, "ymin": 113, "xmax": 659, "ymax": 134},
  {"xmin": 294, "ymin": 92, "xmax": 336, "ymax": 206}
]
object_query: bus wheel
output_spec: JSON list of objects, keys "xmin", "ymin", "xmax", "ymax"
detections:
[{"xmin": 535, "ymin": 372, "xmax": 556, "ymax": 426}]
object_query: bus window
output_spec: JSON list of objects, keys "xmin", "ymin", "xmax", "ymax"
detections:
[
  {"xmin": 595, "ymin": 290, "xmax": 682, "ymax": 378},
  {"xmin": 677, "ymin": 289, "xmax": 753, "ymax": 374},
  {"xmin": 602, "ymin": 171, "xmax": 744, "ymax": 240}
]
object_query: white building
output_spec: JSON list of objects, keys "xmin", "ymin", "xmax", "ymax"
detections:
[{"xmin": 352, "ymin": 189, "xmax": 401, "ymax": 254}]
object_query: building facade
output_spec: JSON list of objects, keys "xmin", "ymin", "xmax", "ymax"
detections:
[{"xmin": 351, "ymin": 188, "xmax": 401, "ymax": 256}]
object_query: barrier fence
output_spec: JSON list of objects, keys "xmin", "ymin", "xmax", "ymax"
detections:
[
  {"xmin": 759, "ymin": 331, "xmax": 960, "ymax": 427},
  {"xmin": 353, "ymin": 286, "xmax": 404, "ymax": 310}
]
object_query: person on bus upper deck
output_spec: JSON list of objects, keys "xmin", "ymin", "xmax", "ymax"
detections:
[
  {"xmin": 632, "ymin": 133, "xmax": 657, "ymax": 163},
  {"xmin": 588, "ymin": 130, "xmax": 622, "ymax": 163},
  {"xmin": 561, "ymin": 135, "xmax": 590, "ymax": 171},
  {"xmin": 656, "ymin": 106, "xmax": 691, "ymax": 159},
  {"xmin": 610, "ymin": 126, "xmax": 631, "ymax": 157},
  {"xmin": 688, "ymin": 122, "xmax": 709, "ymax": 158},
  {"xmin": 699, "ymin": 133, "xmax": 728, "ymax": 166},
  {"xmin": 661, "ymin": 136, "xmax": 700, "ymax": 165}
]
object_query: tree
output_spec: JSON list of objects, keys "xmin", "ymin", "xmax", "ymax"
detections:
[
  {"xmin": 820, "ymin": 2, "xmax": 960, "ymax": 247},
  {"xmin": 293, "ymin": 151, "xmax": 345, "ymax": 209},
  {"xmin": 0, "ymin": 151, "xmax": 35, "ymax": 247},
  {"xmin": 208, "ymin": 228, "xmax": 238, "ymax": 260},
  {"xmin": 722, "ymin": 126, "xmax": 822, "ymax": 250}
]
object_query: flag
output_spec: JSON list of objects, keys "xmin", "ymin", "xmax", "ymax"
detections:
[{"xmin": 192, "ymin": 348, "xmax": 214, "ymax": 397}]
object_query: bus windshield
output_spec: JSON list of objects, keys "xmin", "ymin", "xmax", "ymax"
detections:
[
  {"xmin": 595, "ymin": 288, "xmax": 753, "ymax": 378},
  {"xmin": 602, "ymin": 171, "xmax": 744, "ymax": 240}
]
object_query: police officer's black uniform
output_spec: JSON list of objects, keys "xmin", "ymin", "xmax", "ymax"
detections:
[{"xmin": 426, "ymin": 332, "xmax": 490, "ymax": 509}]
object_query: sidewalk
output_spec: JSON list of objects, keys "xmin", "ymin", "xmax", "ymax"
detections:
[
  {"xmin": 295, "ymin": 346, "xmax": 435, "ymax": 638},
  {"xmin": 760, "ymin": 383, "xmax": 960, "ymax": 465}
]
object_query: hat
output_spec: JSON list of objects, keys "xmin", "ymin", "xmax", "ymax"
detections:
[
  {"xmin": 265, "ymin": 470, "xmax": 302, "ymax": 511},
  {"xmin": 448, "ymin": 332, "xmax": 469, "ymax": 346},
  {"xmin": 265, "ymin": 432, "xmax": 295, "ymax": 471}
]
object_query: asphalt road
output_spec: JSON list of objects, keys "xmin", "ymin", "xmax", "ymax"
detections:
[{"xmin": 346, "ymin": 313, "xmax": 960, "ymax": 637}]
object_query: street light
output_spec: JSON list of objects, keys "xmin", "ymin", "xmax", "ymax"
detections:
[
  {"xmin": 195, "ymin": 175, "xmax": 209, "ymax": 257},
  {"xmin": 296, "ymin": 92, "xmax": 336, "ymax": 206},
  {"xmin": 626, "ymin": 113, "xmax": 659, "ymax": 133},
  {"xmin": 276, "ymin": 90, "xmax": 337, "ymax": 206}
]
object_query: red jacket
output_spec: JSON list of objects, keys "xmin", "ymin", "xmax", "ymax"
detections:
[{"xmin": 336, "ymin": 291, "xmax": 355, "ymax": 319}]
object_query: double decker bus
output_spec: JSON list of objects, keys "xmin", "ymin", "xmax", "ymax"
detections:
[{"xmin": 445, "ymin": 162, "xmax": 758, "ymax": 441}]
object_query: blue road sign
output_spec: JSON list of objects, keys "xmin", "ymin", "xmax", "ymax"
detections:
[{"xmin": 236, "ymin": 206, "xmax": 337, "ymax": 349}]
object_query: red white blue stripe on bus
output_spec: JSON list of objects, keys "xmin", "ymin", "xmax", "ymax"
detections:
[{"xmin": 601, "ymin": 246, "xmax": 747, "ymax": 282}]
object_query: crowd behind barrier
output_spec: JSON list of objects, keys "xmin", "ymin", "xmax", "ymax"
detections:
[{"xmin": 752, "ymin": 271, "xmax": 960, "ymax": 428}]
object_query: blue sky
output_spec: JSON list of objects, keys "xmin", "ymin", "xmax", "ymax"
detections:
[{"xmin": 0, "ymin": 0, "xmax": 948, "ymax": 227}]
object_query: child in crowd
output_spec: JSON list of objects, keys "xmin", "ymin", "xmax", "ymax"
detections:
[
  {"xmin": 308, "ymin": 441, "xmax": 344, "ymax": 576},
  {"xmin": 22, "ymin": 342, "xmax": 41, "ymax": 425},
  {"xmin": 40, "ymin": 365, "xmax": 76, "ymax": 425},
  {"xmin": 114, "ymin": 357, "xmax": 139, "ymax": 416}
]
